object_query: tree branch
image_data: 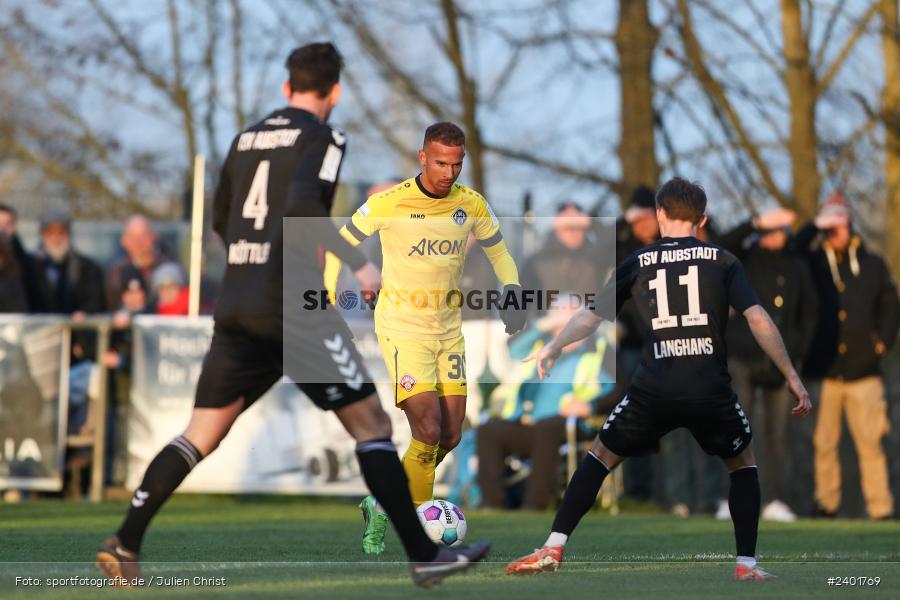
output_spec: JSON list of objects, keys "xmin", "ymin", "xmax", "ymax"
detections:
[
  {"xmin": 816, "ymin": 2, "xmax": 878, "ymax": 96},
  {"xmin": 676, "ymin": 0, "xmax": 788, "ymax": 206}
]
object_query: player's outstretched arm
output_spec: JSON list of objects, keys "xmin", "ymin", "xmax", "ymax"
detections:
[
  {"xmin": 525, "ymin": 307, "xmax": 603, "ymax": 380},
  {"xmin": 743, "ymin": 305, "xmax": 812, "ymax": 416}
]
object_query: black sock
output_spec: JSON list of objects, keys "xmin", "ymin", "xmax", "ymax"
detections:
[
  {"xmin": 551, "ymin": 452, "xmax": 610, "ymax": 536},
  {"xmin": 356, "ymin": 439, "xmax": 438, "ymax": 562},
  {"xmin": 116, "ymin": 436, "xmax": 202, "ymax": 553},
  {"xmin": 729, "ymin": 466, "xmax": 761, "ymax": 558}
]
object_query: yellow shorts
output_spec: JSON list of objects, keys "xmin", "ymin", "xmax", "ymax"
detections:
[{"xmin": 376, "ymin": 334, "xmax": 467, "ymax": 404}]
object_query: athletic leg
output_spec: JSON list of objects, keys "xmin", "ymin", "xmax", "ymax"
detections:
[
  {"xmin": 96, "ymin": 398, "xmax": 245, "ymax": 584},
  {"xmin": 550, "ymin": 437, "xmax": 623, "ymax": 539},
  {"xmin": 401, "ymin": 391, "xmax": 443, "ymax": 505},
  {"xmin": 723, "ymin": 448, "xmax": 760, "ymax": 564},
  {"xmin": 335, "ymin": 394, "xmax": 438, "ymax": 563},
  {"xmin": 434, "ymin": 335, "xmax": 469, "ymax": 467},
  {"xmin": 329, "ymin": 387, "xmax": 490, "ymax": 586},
  {"xmin": 117, "ymin": 399, "xmax": 244, "ymax": 553},
  {"xmin": 98, "ymin": 322, "xmax": 282, "ymax": 584},
  {"xmin": 506, "ymin": 437, "xmax": 622, "ymax": 575},
  {"xmin": 687, "ymin": 394, "xmax": 769, "ymax": 580},
  {"xmin": 435, "ymin": 394, "xmax": 466, "ymax": 467}
]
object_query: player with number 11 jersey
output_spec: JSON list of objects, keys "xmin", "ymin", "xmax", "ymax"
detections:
[{"xmin": 507, "ymin": 177, "xmax": 812, "ymax": 582}]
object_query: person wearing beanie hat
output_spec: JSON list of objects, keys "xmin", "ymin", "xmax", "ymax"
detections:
[
  {"xmin": 151, "ymin": 262, "xmax": 189, "ymax": 316},
  {"xmin": 792, "ymin": 191, "xmax": 900, "ymax": 519},
  {"xmin": 622, "ymin": 185, "xmax": 659, "ymax": 246}
]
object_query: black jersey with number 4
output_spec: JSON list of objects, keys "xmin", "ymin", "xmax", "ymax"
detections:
[
  {"xmin": 595, "ymin": 236, "xmax": 760, "ymax": 401},
  {"xmin": 211, "ymin": 107, "xmax": 364, "ymax": 324}
]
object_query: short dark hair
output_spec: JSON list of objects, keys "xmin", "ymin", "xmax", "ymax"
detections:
[
  {"xmin": 424, "ymin": 122, "xmax": 465, "ymax": 147},
  {"xmin": 285, "ymin": 42, "xmax": 343, "ymax": 97},
  {"xmin": 655, "ymin": 177, "xmax": 707, "ymax": 224},
  {"xmin": 555, "ymin": 201, "xmax": 584, "ymax": 214},
  {"xmin": 0, "ymin": 203, "xmax": 16, "ymax": 220}
]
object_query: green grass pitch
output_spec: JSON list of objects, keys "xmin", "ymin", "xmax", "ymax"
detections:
[{"xmin": 1, "ymin": 495, "xmax": 897, "ymax": 598}]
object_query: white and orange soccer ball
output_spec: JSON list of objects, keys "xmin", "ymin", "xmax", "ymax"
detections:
[{"xmin": 416, "ymin": 499, "xmax": 467, "ymax": 547}]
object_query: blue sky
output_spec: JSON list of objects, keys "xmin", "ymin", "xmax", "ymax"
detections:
[{"xmin": 4, "ymin": 0, "xmax": 888, "ymax": 229}]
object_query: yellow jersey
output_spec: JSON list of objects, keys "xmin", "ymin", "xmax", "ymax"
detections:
[{"xmin": 341, "ymin": 176, "xmax": 514, "ymax": 339}]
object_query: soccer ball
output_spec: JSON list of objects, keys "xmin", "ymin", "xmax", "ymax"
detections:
[{"xmin": 416, "ymin": 499, "xmax": 467, "ymax": 547}]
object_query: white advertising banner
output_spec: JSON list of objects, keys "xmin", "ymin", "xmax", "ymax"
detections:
[
  {"xmin": 0, "ymin": 316, "xmax": 68, "ymax": 491},
  {"xmin": 127, "ymin": 316, "xmax": 416, "ymax": 494}
]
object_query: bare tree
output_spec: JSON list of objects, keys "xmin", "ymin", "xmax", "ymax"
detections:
[
  {"xmin": 781, "ymin": 0, "xmax": 820, "ymax": 219},
  {"xmin": 0, "ymin": 0, "xmax": 285, "ymax": 218},
  {"xmin": 673, "ymin": 0, "xmax": 880, "ymax": 219},
  {"xmin": 881, "ymin": 0, "xmax": 900, "ymax": 275},
  {"xmin": 615, "ymin": 0, "xmax": 660, "ymax": 206},
  {"xmin": 290, "ymin": 0, "xmax": 623, "ymax": 207}
]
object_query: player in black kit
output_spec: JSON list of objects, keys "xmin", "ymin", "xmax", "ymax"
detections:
[
  {"xmin": 96, "ymin": 43, "xmax": 489, "ymax": 588},
  {"xmin": 506, "ymin": 178, "xmax": 811, "ymax": 581}
]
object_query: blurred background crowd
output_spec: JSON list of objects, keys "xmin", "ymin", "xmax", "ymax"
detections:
[{"xmin": 1, "ymin": 181, "xmax": 897, "ymax": 521}]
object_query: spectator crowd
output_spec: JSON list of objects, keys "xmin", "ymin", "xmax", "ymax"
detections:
[
  {"xmin": 0, "ymin": 187, "xmax": 897, "ymax": 520},
  {"xmin": 467, "ymin": 189, "xmax": 898, "ymax": 521},
  {"xmin": 0, "ymin": 205, "xmax": 192, "ymax": 495}
]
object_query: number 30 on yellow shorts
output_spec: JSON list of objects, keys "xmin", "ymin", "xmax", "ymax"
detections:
[{"xmin": 376, "ymin": 334, "xmax": 467, "ymax": 404}]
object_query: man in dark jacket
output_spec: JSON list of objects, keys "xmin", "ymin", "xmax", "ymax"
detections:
[
  {"xmin": 520, "ymin": 202, "xmax": 605, "ymax": 314},
  {"xmin": 793, "ymin": 192, "xmax": 900, "ymax": 519},
  {"xmin": 0, "ymin": 203, "xmax": 40, "ymax": 311},
  {"xmin": 719, "ymin": 207, "xmax": 817, "ymax": 521},
  {"xmin": 31, "ymin": 209, "xmax": 106, "ymax": 317}
]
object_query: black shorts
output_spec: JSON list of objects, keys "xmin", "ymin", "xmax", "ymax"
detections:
[
  {"xmin": 598, "ymin": 392, "xmax": 752, "ymax": 458},
  {"xmin": 195, "ymin": 315, "xmax": 376, "ymax": 411}
]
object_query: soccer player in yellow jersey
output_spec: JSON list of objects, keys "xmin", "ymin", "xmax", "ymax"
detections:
[{"xmin": 340, "ymin": 122, "xmax": 525, "ymax": 554}]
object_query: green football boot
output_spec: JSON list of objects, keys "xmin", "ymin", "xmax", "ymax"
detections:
[{"xmin": 359, "ymin": 495, "xmax": 390, "ymax": 555}]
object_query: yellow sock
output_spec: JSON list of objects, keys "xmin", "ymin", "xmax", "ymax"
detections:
[
  {"xmin": 435, "ymin": 446, "xmax": 450, "ymax": 467},
  {"xmin": 402, "ymin": 438, "xmax": 438, "ymax": 506}
]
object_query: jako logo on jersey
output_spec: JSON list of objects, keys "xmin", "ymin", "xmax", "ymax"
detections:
[
  {"xmin": 452, "ymin": 208, "xmax": 467, "ymax": 226},
  {"xmin": 410, "ymin": 213, "xmax": 426, "ymax": 219},
  {"xmin": 399, "ymin": 374, "xmax": 417, "ymax": 391},
  {"xmin": 732, "ymin": 437, "xmax": 743, "ymax": 451},
  {"xmin": 408, "ymin": 238, "xmax": 465, "ymax": 256}
]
